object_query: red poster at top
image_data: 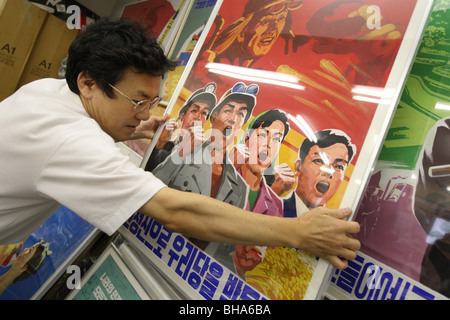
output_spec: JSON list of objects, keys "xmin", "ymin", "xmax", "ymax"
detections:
[{"xmin": 121, "ymin": 0, "xmax": 181, "ymax": 36}]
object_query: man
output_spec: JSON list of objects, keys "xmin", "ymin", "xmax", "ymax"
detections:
[
  {"xmin": 284, "ymin": 129, "xmax": 356, "ymax": 217},
  {"xmin": 144, "ymin": 82, "xmax": 217, "ymax": 172},
  {"xmin": 0, "ymin": 19, "xmax": 359, "ymax": 271}
]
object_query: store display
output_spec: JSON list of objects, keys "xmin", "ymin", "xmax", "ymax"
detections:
[
  {"xmin": 328, "ymin": 0, "xmax": 450, "ymax": 300},
  {"xmin": 2, "ymin": 0, "xmax": 444, "ymax": 301},
  {"xmin": 0, "ymin": 206, "xmax": 97, "ymax": 300},
  {"xmin": 119, "ymin": 0, "xmax": 433, "ymax": 300}
]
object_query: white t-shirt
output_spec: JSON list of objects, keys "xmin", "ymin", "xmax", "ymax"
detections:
[{"xmin": 0, "ymin": 79, "xmax": 166, "ymax": 244}]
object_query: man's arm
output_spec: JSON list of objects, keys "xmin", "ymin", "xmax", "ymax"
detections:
[{"xmin": 139, "ymin": 187, "xmax": 360, "ymax": 269}]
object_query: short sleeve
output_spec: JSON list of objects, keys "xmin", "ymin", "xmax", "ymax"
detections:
[{"xmin": 37, "ymin": 130, "xmax": 166, "ymax": 235}]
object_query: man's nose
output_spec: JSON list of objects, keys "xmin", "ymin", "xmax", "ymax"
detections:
[
  {"xmin": 135, "ymin": 108, "xmax": 151, "ymax": 121},
  {"xmin": 320, "ymin": 165, "xmax": 335, "ymax": 178}
]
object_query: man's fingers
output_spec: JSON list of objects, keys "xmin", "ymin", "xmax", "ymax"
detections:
[
  {"xmin": 327, "ymin": 236, "xmax": 360, "ymax": 269},
  {"xmin": 323, "ymin": 207, "xmax": 361, "ymax": 234},
  {"xmin": 328, "ymin": 256, "xmax": 349, "ymax": 270},
  {"xmin": 344, "ymin": 235, "xmax": 361, "ymax": 251},
  {"xmin": 324, "ymin": 207, "xmax": 352, "ymax": 220},
  {"xmin": 339, "ymin": 245, "xmax": 358, "ymax": 261},
  {"xmin": 344, "ymin": 221, "xmax": 361, "ymax": 234}
]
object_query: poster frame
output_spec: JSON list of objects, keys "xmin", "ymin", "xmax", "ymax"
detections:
[{"xmin": 136, "ymin": 0, "xmax": 435, "ymax": 300}]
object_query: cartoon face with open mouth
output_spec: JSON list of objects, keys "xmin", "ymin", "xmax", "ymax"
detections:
[
  {"xmin": 241, "ymin": 8, "xmax": 288, "ymax": 57},
  {"xmin": 210, "ymin": 101, "xmax": 249, "ymax": 148},
  {"xmin": 295, "ymin": 143, "xmax": 349, "ymax": 208},
  {"xmin": 245, "ymin": 120, "xmax": 285, "ymax": 174}
]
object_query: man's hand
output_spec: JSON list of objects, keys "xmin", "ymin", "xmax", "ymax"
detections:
[
  {"xmin": 296, "ymin": 207, "xmax": 361, "ymax": 269},
  {"xmin": 142, "ymin": 188, "xmax": 360, "ymax": 270},
  {"xmin": 132, "ymin": 114, "xmax": 169, "ymax": 140}
]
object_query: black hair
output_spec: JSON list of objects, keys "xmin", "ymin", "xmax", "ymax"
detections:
[
  {"xmin": 65, "ymin": 19, "xmax": 176, "ymax": 98},
  {"xmin": 247, "ymin": 109, "xmax": 290, "ymax": 141},
  {"xmin": 299, "ymin": 129, "xmax": 355, "ymax": 164}
]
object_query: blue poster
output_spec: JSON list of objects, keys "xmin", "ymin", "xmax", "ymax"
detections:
[{"xmin": 0, "ymin": 206, "xmax": 95, "ymax": 300}]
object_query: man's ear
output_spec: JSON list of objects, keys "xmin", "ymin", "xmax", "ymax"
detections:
[
  {"xmin": 294, "ymin": 158, "xmax": 302, "ymax": 172},
  {"xmin": 77, "ymin": 71, "xmax": 96, "ymax": 98}
]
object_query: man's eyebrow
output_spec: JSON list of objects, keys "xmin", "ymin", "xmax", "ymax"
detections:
[
  {"xmin": 334, "ymin": 158, "xmax": 349, "ymax": 164},
  {"xmin": 136, "ymin": 90, "xmax": 155, "ymax": 99},
  {"xmin": 272, "ymin": 131, "xmax": 283, "ymax": 136},
  {"xmin": 260, "ymin": 129, "xmax": 282, "ymax": 137},
  {"xmin": 256, "ymin": 128, "xmax": 269, "ymax": 134}
]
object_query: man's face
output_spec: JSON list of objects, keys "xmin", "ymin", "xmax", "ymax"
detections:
[
  {"xmin": 180, "ymin": 100, "xmax": 211, "ymax": 130},
  {"xmin": 295, "ymin": 143, "xmax": 349, "ymax": 207},
  {"xmin": 241, "ymin": 10, "xmax": 287, "ymax": 57},
  {"xmin": 210, "ymin": 101, "xmax": 248, "ymax": 147},
  {"xmin": 246, "ymin": 120, "xmax": 284, "ymax": 174},
  {"xmin": 81, "ymin": 68, "xmax": 162, "ymax": 142}
]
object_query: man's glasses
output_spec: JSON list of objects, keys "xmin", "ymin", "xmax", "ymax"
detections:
[{"xmin": 108, "ymin": 83, "xmax": 162, "ymax": 114}]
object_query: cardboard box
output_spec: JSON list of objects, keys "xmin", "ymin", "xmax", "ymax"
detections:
[
  {"xmin": 0, "ymin": 0, "xmax": 47, "ymax": 101},
  {"xmin": 17, "ymin": 13, "xmax": 78, "ymax": 89}
]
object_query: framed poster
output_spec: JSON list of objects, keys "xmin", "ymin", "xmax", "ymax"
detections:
[
  {"xmin": 328, "ymin": 0, "xmax": 450, "ymax": 300},
  {"xmin": 67, "ymin": 245, "xmax": 150, "ymax": 300},
  {"xmin": 133, "ymin": 0, "xmax": 433, "ymax": 300},
  {"xmin": 0, "ymin": 206, "xmax": 97, "ymax": 300}
]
